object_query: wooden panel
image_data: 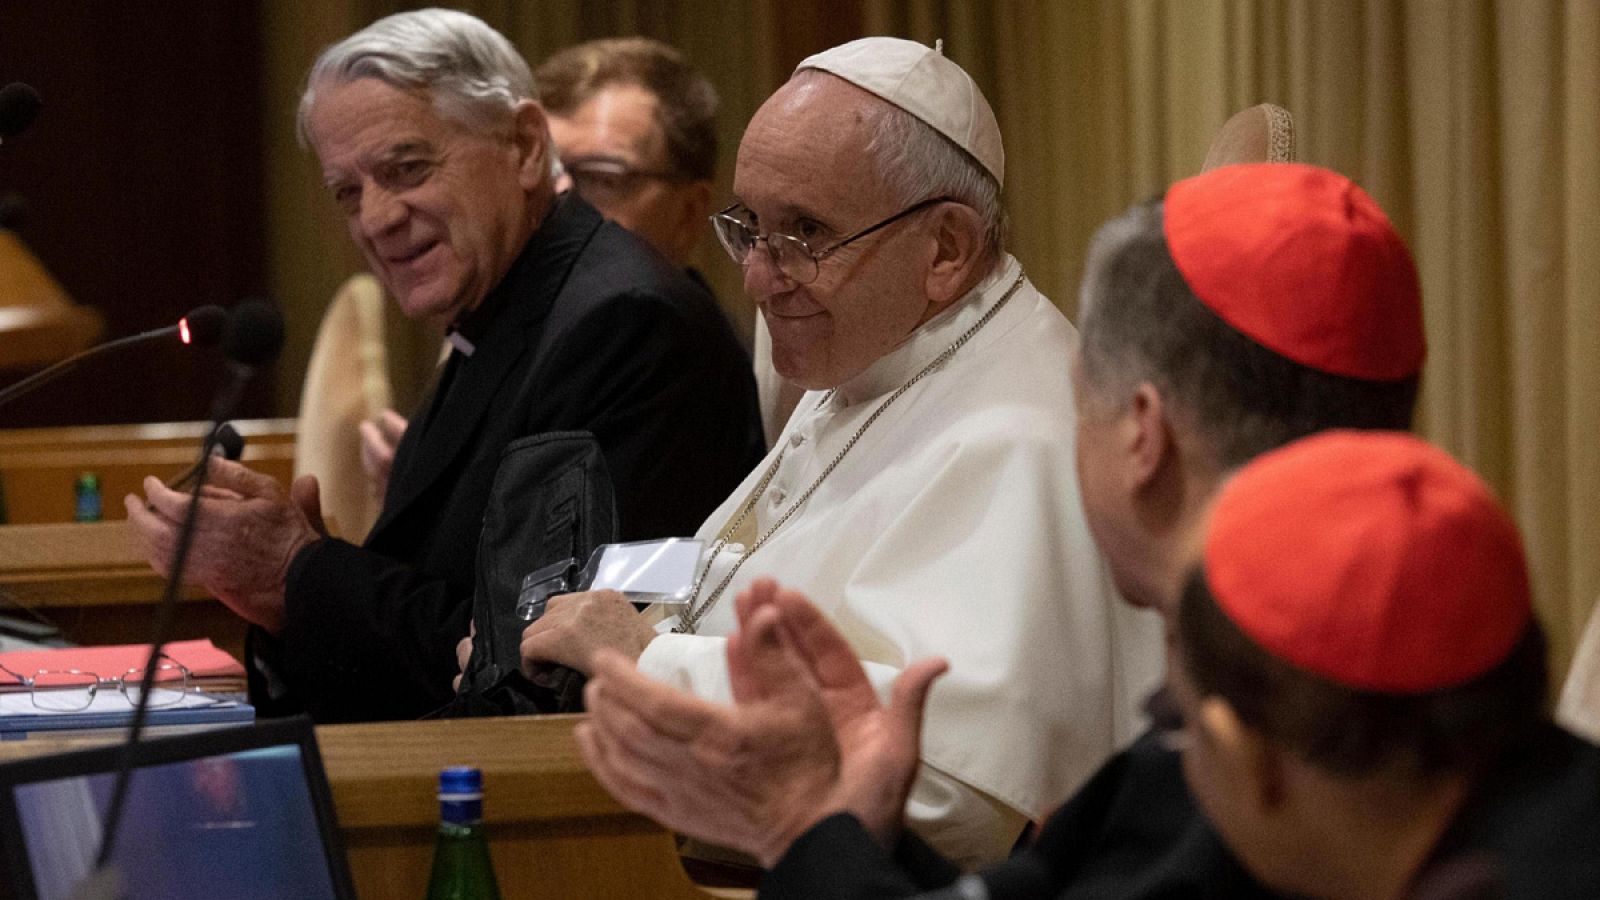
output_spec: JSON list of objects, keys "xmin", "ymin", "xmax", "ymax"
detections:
[
  {"xmin": 318, "ymin": 716, "xmax": 732, "ymax": 900},
  {"xmin": 0, "ymin": 418, "xmax": 296, "ymax": 524},
  {"xmin": 0, "ymin": 520, "xmax": 205, "ymax": 603},
  {"xmin": 0, "ymin": 519, "xmax": 247, "ymax": 658}
]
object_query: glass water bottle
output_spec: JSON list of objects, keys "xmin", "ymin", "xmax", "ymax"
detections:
[{"xmin": 424, "ymin": 766, "xmax": 502, "ymax": 900}]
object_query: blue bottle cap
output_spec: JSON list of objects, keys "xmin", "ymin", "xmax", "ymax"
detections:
[
  {"xmin": 438, "ymin": 766, "xmax": 484, "ymax": 825},
  {"xmin": 438, "ymin": 766, "xmax": 483, "ymax": 797}
]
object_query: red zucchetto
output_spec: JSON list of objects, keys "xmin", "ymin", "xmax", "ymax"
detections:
[
  {"xmin": 1203, "ymin": 431, "xmax": 1530, "ymax": 693},
  {"xmin": 1165, "ymin": 163, "xmax": 1425, "ymax": 381}
]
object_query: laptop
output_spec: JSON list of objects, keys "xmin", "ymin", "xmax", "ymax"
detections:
[{"xmin": 0, "ymin": 718, "xmax": 356, "ymax": 900}]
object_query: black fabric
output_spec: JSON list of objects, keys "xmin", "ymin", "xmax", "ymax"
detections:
[
  {"xmin": 760, "ymin": 731, "xmax": 1263, "ymax": 900},
  {"xmin": 250, "ymin": 194, "xmax": 765, "ymax": 723},
  {"xmin": 431, "ymin": 431, "xmax": 616, "ymax": 718},
  {"xmin": 1042, "ymin": 731, "xmax": 1266, "ymax": 900},
  {"xmin": 762, "ymin": 814, "xmax": 942, "ymax": 900},
  {"xmin": 762, "ymin": 725, "xmax": 1600, "ymax": 900},
  {"xmin": 1419, "ymin": 723, "xmax": 1600, "ymax": 898}
]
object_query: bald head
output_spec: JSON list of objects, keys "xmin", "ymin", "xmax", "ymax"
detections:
[{"xmin": 737, "ymin": 73, "xmax": 908, "ymax": 229}]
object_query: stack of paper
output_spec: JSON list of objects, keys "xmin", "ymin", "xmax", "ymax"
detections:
[
  {"xmin": 0, "ymin": 640, "xmax": 253, "ymax": 739},
  {"xmin": 0, "ymin": 690, "xmax": 253, "ymax": 739}
]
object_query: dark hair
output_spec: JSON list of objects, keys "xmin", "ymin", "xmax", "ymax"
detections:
[
  {"xmin": 1175, "ymin": 567, "xmax": 1548, "ymax": 779},
  {"xmin": 1077, "ymin": 199, "xmax": 1420, "ymax": 469},
  {"xmin": 535, "ymin": 37, "xmax": 718, "ymax": 181}
]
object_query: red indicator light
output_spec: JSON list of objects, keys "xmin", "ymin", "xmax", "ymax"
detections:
[{"xmin": 179, "ymin": 318, "xmax": 192, "ymax": 345}]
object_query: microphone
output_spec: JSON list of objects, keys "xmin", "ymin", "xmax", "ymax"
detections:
[
  {"xmin": 222, "ymin": 298, "xmax": 286, "ymax": 370},
  {"xmin": 92, "ymin": 300, "xmax": 283, "ymax": 874},
  {"xmin": 212, "ymin": 421, "xmax": 246, "ymax": 460},
  {"xmin": 0, "ymin": 304, "xmax": 227, "ymax": 411},
  {"xmin": 206, "ymin": 299, "xmax": 284, "ymax": 421},
  {"xmin": 163, "ymin": 422, "xmax": 245, "ymax": 492},
  {"xmin": 0, "ymin": 82, "xmax": 41, "ymax": 144},
  {"xmin": 182, "ymin": 305, "xmax": 229, "ymax": 348}
]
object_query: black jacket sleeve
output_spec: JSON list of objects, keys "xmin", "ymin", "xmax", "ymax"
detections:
[
  {"xmin": 260, "ymin": 281, "xmax": 761, "ymax": 723},
  {"xmin": 760, "ymin": 733, "xmax": 1275, "ymax": 900},
  {"xmin": 762, "ymin": 813, "xmax": 959, "ymax": 900},
  {"xmin": 528, "ymin": 287, "xmax": 763, "ymax": 541}
]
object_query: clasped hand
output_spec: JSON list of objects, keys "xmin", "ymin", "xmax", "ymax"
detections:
[
  {"xmin": 124, "ymin": 458, "xmax": 328, "ymax": 634},
  {"xmin": 575, "ymin": 578, "xmax": 948, "ymax": 868}
]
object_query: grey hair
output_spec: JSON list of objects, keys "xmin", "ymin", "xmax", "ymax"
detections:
[
  {"xmin": 1075, "ymin": 201, "xmax": 1162, "ymax": 397},
  {"xmin": 296, "ymin": 8, "xmax": 534, "ymax": 147},
  {"xmin": 860, "ymin": 92, "xmax": 1007, "ymax": 269}
]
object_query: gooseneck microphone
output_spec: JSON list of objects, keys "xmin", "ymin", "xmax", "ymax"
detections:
[
  {"xmin": 0, "ymin": 305, "xmax": 227, "ymax": 411},
  {"xmin": 220, "ymin": 299, "xmax": 287, "ymax": 369},
  {"xmin": 93, "ymin": 300, "xmax": 285, "ymax": 874},
  {"xmin": 207, "ymin": 299, "xmax": 286, "ymax": 418},
  {"xmin": 0, "ymin": 82, "xmax": 41, "ymax": 144},
  {"xmin": 163, "ymin": 422, "xmax": 246, "ymax": 492}
]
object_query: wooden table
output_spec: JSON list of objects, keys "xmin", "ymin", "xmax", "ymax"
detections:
[
  {"xmin": 0, "ymin": 520, "xmax": 246, "ymax": 659},
  {"xmin": 321, "ymin": 716, "xmax": 739, "ymax": 899},
  {"xmin": 0, "ymin": 418, "xmax": 296, "ymax": 525},
  {"xmin": 0, "ymin": 419, "xmax": 302, "ymax": 656},
  {"xmin": 0, "ymin": 716, "xmax": 746, "ymax": 900}
]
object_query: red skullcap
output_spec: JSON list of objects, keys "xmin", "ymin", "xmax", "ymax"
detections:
[
  {"xmin": 1165, "ymin": 163, "xmax": 1425, "ymax": 381},
  {"xmin": 1203, "ymin": 431, "xmax": 1531, "ymax": 693}
]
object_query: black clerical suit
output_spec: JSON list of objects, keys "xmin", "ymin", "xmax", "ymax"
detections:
[
  {"xmin": 762, "ymin": 730, "xmax": 1265, "ymax": 900},
  {"xmin": 762, "ymin": 724, "xmax": 1600, "ymax": 900},
  {"xmin": 252, "ymin": 194, "xmax": 765, "ymax": 723}
]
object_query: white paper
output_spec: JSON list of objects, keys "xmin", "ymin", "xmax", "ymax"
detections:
[{"xmin": 0, "ymin": 690, "xmax": 236, "ymax": 718}]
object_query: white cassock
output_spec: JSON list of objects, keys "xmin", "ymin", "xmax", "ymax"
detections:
[{"xmin": 638, "ymin": 255, "xmax": 1165, "ymax": 868}]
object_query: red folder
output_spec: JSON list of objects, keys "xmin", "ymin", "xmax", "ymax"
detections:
[{"xmin": 0, "ymin": 639, "xmax": 244, "ymax": 685}]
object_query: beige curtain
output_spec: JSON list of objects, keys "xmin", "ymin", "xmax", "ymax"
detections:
[
  {"xmin": 262, "ymin": 0, "xmax": 1597, "ymax": 680},
  {"xmin": 858, "ymin": 0, "xmax": 1598, "ymax": 683}
]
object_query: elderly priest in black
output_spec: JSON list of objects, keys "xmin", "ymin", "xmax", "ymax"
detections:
[{"xmin": 126, "ymin": 9, "xmax": 763, "ymax": 722}]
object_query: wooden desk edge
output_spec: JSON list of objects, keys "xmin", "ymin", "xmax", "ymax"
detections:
[{"xmin": 317, "ymin": 715, "xmax": 733, "ymax": 899}]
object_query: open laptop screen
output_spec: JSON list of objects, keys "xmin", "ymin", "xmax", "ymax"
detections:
[{"xmin": 0, "ymin": 718, "xmax": 355, "ymax": 900}]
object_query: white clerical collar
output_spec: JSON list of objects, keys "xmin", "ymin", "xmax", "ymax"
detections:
[
  {"xmin": 835, "ymin": 254, "xmax": 1024, "ymax": 407},
  {"xmin": 444, "ymin": 329, "xmax": 477, "ymax": 357}
]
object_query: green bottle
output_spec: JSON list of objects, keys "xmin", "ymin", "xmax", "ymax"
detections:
[{"xmin": 424, "ymin": 766, "xmax": 502, "ymax": 900}]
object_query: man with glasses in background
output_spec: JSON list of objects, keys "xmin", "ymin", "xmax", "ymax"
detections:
[
  {"xmin": 511, "ymin": 36, "xmax": 1160, "ymax": 869},
  {"xmin": 538, "ymin": 37, "xmax": 718, "ymax": 279}
]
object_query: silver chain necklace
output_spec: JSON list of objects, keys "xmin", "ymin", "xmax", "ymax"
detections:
[{"xmin": 672, "ymin": 270, "xmax": 1027, "ymax": 634}]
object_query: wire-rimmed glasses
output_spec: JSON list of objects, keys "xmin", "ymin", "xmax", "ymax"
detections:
[
  {"xmin": 564, "ymin": 156, "xmax": 684, "ymax": 207},
  {"xmin": 0, "ymin": 656, "xmax": 194, "ymax": 712},
  {"xmin": 710, "ymin": 196, "xmax": 953, "ymax": 284}
]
